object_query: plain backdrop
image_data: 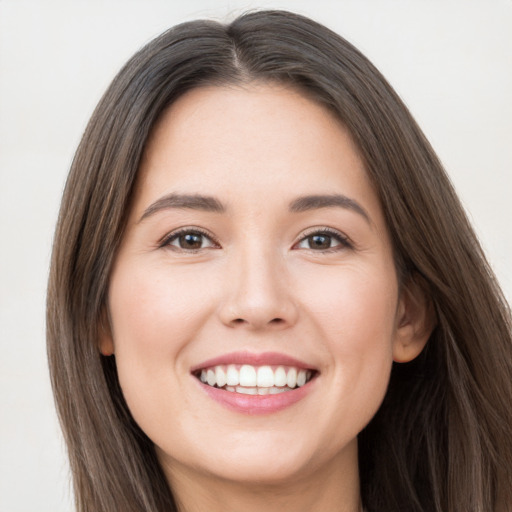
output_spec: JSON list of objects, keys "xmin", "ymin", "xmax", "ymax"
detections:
[{"xmin": 0, "ymin": 1, "xmax": 511, "ymax": 510}]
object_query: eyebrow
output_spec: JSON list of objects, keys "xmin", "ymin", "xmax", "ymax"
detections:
[
  {"xmin": 139, "ymin": 192, "xmax": 371, "ymax": 224},
  {"xmin": 289, "ymin": 194, "xmax": 371, "ymax": 224},
  {"xmin": 139, "ymin": 193, "xmax": 225, "ymax": 222}
]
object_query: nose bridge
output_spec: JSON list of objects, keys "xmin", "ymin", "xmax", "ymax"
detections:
[{"xmin": 219, "ymin": 238, "xmax": 297, "ymax": 329}]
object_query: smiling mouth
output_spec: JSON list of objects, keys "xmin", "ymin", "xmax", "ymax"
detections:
[{"xmin": 194, "ymin": 364, "xmax": 316, "ymax": 395}]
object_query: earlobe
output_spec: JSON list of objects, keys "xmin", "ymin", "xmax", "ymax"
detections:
[
  {"xmin": 393, "ymin": 274, "xmax": 437, "ymax": 363},
  {"xmin": 98, "ymin": 308, "xmax": 115, "ymax": 356}
]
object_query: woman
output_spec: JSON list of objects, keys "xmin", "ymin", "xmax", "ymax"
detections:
[{"xmin": 47, "ymin": 10, "xmax": 512, "ymax": 512}]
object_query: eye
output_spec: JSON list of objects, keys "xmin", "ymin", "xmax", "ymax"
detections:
[
  {"xmin": 294, "ymin": 228, "xmax": 352, "ymax": 252},
  {"xmin": 161, "ymin": 228, "xmax": 219, "ymax": 251}
]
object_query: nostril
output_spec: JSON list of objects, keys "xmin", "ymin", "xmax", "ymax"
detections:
[{"xmin": 230, "ymin": 317, "xmax": 284, "ymax": 327}]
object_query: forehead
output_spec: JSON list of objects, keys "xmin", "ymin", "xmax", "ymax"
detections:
[{"xmin": 133, "ymin": 84, "xmax": 384, "ymax": 226}]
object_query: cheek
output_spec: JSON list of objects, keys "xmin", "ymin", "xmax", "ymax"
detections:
[
  {"xmin": 296, "ymin": 261, "xmax": 398, "ymax": 348},
  {"xmin": 106, "ymin": 261, "xmax": 216, "ymax": 409},
  {"xmin": 109, "ymin": 260, "xmax": 214, "ymax": 350},
  {"xmin": 294, "ymin": 262, "xmax": 397, "ymax": 416}
]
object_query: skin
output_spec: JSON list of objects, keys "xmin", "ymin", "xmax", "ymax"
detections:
[{"xmin": 102, "ymin": 84, "xmax": 431, "ymax": 512}]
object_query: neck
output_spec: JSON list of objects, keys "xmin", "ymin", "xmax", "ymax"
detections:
[{"xmin": 161, "ymin": 443, "xmax": 362, "ymax": 512}]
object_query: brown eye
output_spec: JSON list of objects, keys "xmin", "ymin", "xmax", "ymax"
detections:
[
  {"xmin": 165, "ymin": 230, "xmax": 217, "ymax": 251},
  {"xmin": 178, "ymin": 233, "xmax": 204, "ymax": 249},
  {"xmin": 295, "ymin": 229, "xmax": 350, "ymax": 252},
  {"xmin": 307, "ymin": 234, "xmax": 333, "ymax": 250}
]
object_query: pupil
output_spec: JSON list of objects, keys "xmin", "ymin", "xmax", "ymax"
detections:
[
  {"xmin": 180, "ymin": 233, "xmax": 202, "ymax": 248},
  {"xmin": 310, "ymin": 234, "xmax": 330, "ymax": 249}
]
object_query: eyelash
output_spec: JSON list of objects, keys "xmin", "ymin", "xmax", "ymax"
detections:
[
  {"xmin": 159, "ymin": 227, "xmax": 353, "ymax": 253},
  {"xmin": 159, "ymin": 227, "xmax": 220, "ymax": 252},
  {"xmin": 293, "ymin": 227, "xmax": 353, "ymax": 252}
]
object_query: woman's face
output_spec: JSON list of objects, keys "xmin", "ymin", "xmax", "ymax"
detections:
[{"xmin": 104, "ymin": 84, "xmax": 419, "ymax": 487}]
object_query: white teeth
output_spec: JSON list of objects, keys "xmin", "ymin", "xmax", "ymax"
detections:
[
  {"xmin": 256, "ymin": 366, "xmax": 274, "ymax": 387},
  {"xmin": 226, "ymin": 365, "xmax": 239, "ymax": 386},
  {"xmin": 223, "ymin": 385, "xmax": 294, "ymax": 395},
  {"xmin": 286, "ymin": 367, "xmax": 297, "ymax": 388},
  {"xmin": 215, "ymin": 366, "xmax": 227, "ymax": 388},
  {"xmin": 274, "ymin": 366, "xmax": 287, "ymax": 387},
  {"xmin": 206, "ymin": 369, "xmax": 216, "ymax": 387},
  {"xmin": 236, "ymin": 386, "xmax": 257, "ymax": 395},
  {"xmin": 197, "ymin": 363, "xmax": 314, "ymax": 391},
  {"xmin": 269, "ymin": 386, "xmax": 291, "ymax": 394},
  {"xmin": 239, "ymin": 365, "xmax": 257, "ymax": 386}
]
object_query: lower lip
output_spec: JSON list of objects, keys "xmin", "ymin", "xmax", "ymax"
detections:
[{"xmin": 197, "ymin": 379, "xmax": 316, "ymax": 415}]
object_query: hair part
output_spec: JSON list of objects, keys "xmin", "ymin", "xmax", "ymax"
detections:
[{"xmin": 47, "ymin": 10, "xmax": 512, "ymax": 511}]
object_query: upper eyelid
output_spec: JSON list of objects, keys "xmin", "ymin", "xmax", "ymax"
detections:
[
  {"xmin": 297, "ymin": 226, "xmax": 350, "ymax": 241},
  {"xmin": 159, "ymin": 226, "xmax": 220, "ymax": 248},
  {"xmin": 293, "ymin": 227, "xmax": 354, "ymax": 250},
  {"xmin": 158, "ymin": 225, "xmax": 352, "ymax": 249}
]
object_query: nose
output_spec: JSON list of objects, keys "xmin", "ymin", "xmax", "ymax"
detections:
[{"xmin": 217, "ymin": 247, "xmax": 299, "ymax": 331}]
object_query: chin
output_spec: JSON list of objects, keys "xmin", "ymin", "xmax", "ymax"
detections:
[
  {"xmin": 157, "ymin": 432, "xmax": 324, "ymax": 487},
  {"xmin": 204, "ymin": 454, "xmax": 315, "ymax": 486}
]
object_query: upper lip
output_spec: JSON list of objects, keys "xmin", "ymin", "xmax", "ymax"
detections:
[{"xmin": 190, "ymin": 351, "xmax": 316, "ymax": 372}]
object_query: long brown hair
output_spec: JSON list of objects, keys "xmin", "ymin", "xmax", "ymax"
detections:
[{"xmin": 47, "ymin": 10, "xmax": 512, "ymax": 511}]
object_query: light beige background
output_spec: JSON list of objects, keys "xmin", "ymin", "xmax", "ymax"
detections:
[{"xmin": 1, "ymin": 1, "xmax": 510, "ymax": 510}]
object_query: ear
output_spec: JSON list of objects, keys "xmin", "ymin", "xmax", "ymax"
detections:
[
  {"xmin": 393, "ymin": 274, "xmax": 437, "ymax": 363},
  {"xmin": 98, "ymin": 307, "xmax": 115, "ymax": 356}
]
